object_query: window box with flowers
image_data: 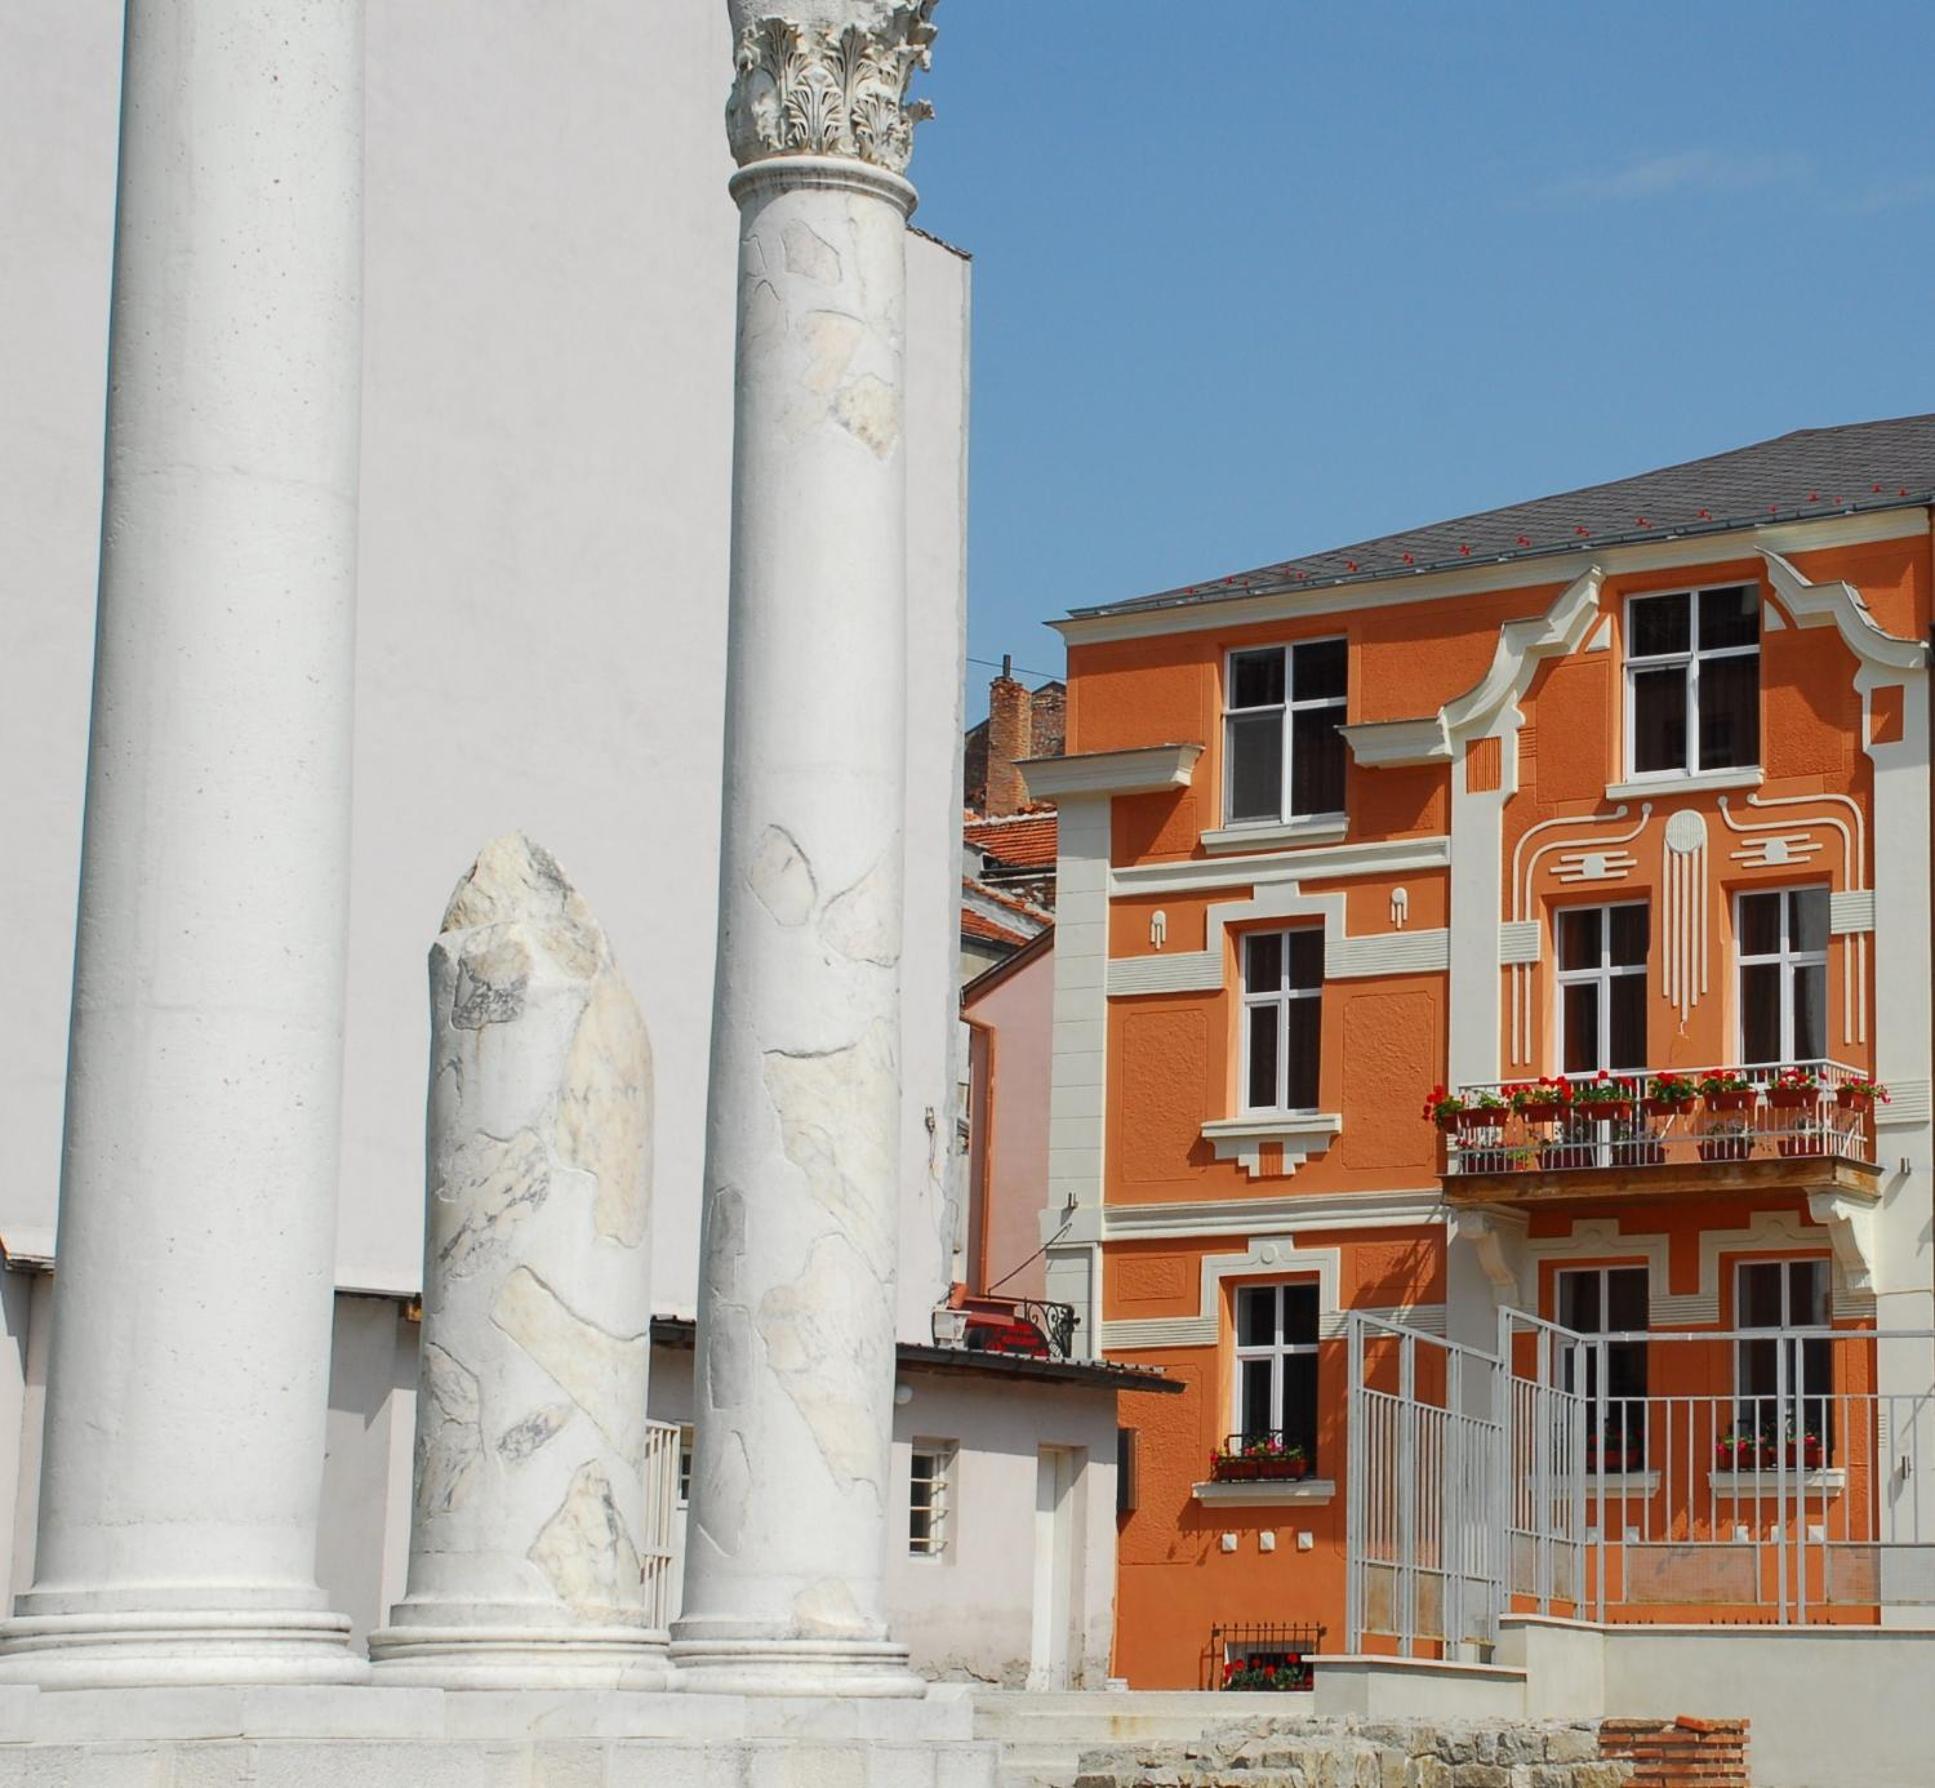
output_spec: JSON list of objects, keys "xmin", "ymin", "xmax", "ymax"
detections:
[
  {"xmin": 1221, "ymin": 1654, "xmax": 1313, "ymax": 1692},
  {"xmin": 1699, "ymin": 1070, "xmax": 1758, "ymax": 1115},
  {"xmin": 1570, "ymin": 1071, "xmax": 1638, "ymax": 1123},
  {"xmin": 1423, "ymin": 1087, "xmax": 1506, "ymax": 1133},
  {"xmin": 1715, "ymin": 1430, "xmax": 1777, "ymax": 1472},
  {"xmin": 1210, "ymin": 1435, "xmax": 1311, "ymax": 1483},
  {"xmin": 1505, "ymin": 1077, "xmax": 1573, "ymax": 1124},
  {"xmin": 1836, "ymin": 1077, "xmax": 1889, "ymax": 1112},
  {"xmin": 1643, "ymin": 1071, "xmax": 1699, "ymax": 1118},
  {"xmin": 1767, "ymin": 1065, "xmax": 1824, "ymax": 1111}
]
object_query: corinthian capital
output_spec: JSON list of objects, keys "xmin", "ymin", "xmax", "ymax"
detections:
[{"xmin": 725, "ymin": 0, "xmax": 939, "ymax": 177}]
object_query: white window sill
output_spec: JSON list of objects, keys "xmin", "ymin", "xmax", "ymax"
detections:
[
  {"xmin": 1193, "ymin": 1478, "xmax": 1337, "ymax": 1507},
  {"xmin": 1709, "ymin": 1468, "xmax": 1845, "ymax": 1497},
  {"xmin": 1201, "ymin": 1114, "xmax": 1342, "ymax": 1181},
  {"xmin": 1201, "ymin": 815, "xmax": 1349, "ymax": 855},
  {"xmin": 1605, "ymin": 766, "xmax": 1763, "ymax": 801}
]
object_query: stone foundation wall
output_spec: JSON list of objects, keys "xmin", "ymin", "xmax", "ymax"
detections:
[
  {"xmin": 1072, "ymin": 1718, "xmax": 1634, "ymax": 1787},
  {"xmin": 1598, "ymin": 1718, "xmax": 1749, "ymax": 1788}
]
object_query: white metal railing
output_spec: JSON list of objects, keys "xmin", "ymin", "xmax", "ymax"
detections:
[
  {"xmin": 1347, "ymin": 1311, "xmax": 1935, "ymax": 1655},
  {"xmin": 641, "ymin": 1418, "xmax": 680, "ymax": 1632},
  {"xmin": 1440, "ymin": 1059, "xmax": 1878, "ymax": 1177}
]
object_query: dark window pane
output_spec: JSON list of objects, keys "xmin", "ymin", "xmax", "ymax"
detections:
[
  {"xmin": 1289, "ymin": 706, "xmax": 1346, "ymax": 815},
  {"xmin": 1231, "ymin": 649, "xmax": 1285, "ymax": 710},
  {"xmin": 1563, "ymin": 983, "xmax": 1600, "ymax": 1074},
  {"xmin": 1246, "ymin": 1004, "xmax": 1280, "ymax": 1109},
  {"xmin": 1740, "ymin": 1263, "xmax": 1784, "ymax": 1329},
  {"xmin": 1609, "ymin": 1268, "xmax": 1650, "ymax": 1331},
  {"xmin": 1741, "ymin": 963, "xmax": 1783, "ymax": 1063},
  {"xmin": 1293, "ymin": 637, "xmax": 1348, "ymax": 702},
  {"xmin": 1286, "ymin": 929, "xmax": 1324, "ymax": 990},
  {"xmin": 1793, "ymin": 962, "xmax": 1826, "ymax": 1061},
  {"xmin": 1283, "ymin": 1282, "xmax": 1319, "ymax": 1345},
  {"xmin": 1791, "ymin": 1260, "xmax": 1829, "ymax": 1327},
  {"xmin": 1793, "ymin": 887, "xmax": 1829, "ymax": 955},
  {"xmin": 1698, "ymin": 585, "xmax": 1760, "ymax": 651},
  {"xmin": 1739, "ymin": 892, "xmax": 1782, "ymax": 958},
  {"xmin": 1608, "ymin": 1339, "xmax": 1648, "ymax": 1402},
  {"xmin": 1237, "ymin": 1285, "xmax": 1275, "ymax": 1348},
  {"xmin": 1698, "ymin": 654, "xmax": 1759, "ymax": 770},
  {"xmin": 1559, "ymin": 1271, "xmax": 1601, "ymax": 1334},
  {"xmin": 1630, "ymin": 593, "xmax": 1690, "ymax": 657},
  {"xmin": 1241, "ymin": 1357, "xmax": 1274, "ymax": 1439},
  {"xmin": 1559, "ymin": 908, "xmax": 1602, "ymax": 971},
  {"xmin": 1632, "ymin": 667, "xmax": 1688, "ymax": 773},
  {"xmin": 1245, "ymin": 932, "xmax": 1283, "ymax": 991},
  {"xmin": 1228, "ymin": 712, "xmax": 1283, "ymax": 821},
  {"xmin": 1609, "ymin": 972, "xmax": 1646, "ymax": 1070},
  {"xmin": 1610, "ymin": 904, "xmax": 1649, "ymax": 967},
  {"xmin": 1284, "ymin": 997, "xmax": 1321, "ymax": 1109},
  {"xmin": 1282, "ymin": 1352, "xmax": 1319, "ymax": 1462}
]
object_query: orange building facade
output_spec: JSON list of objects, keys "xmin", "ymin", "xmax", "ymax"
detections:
[{"xmin": 1017, "ymin": 420, "xmax": 1935, "ymax": 1688}]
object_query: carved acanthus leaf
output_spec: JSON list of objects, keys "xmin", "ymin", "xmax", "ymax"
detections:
[{"xmin": 727, "ymin": 4, "xmax": 939, "ymax": 175}]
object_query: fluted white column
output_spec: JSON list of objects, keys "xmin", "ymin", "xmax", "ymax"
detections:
[
  {"xmin": 671, "ymin": 0, "xmax": 938, "ymax": 1697},
  {"xmin": 0, "ymin": 0, "xmax": 364, "ymax": 1686}
]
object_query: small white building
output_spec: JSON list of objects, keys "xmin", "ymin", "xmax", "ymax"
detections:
[{"xmin": 0, "ymin": 0, "xmax": 1152, "ymax": 1687}]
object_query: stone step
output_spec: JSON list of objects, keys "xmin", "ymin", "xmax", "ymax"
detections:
[{"xmin": 973, "ymin": 1690, "xmax": 1250, "ymax": 1788}]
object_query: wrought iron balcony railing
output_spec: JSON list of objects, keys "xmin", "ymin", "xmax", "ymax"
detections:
[
  {"xmin": 1436, "ymin": 1060, "xmax": 1879, "ymax": 1181},
  {"xmin": 937, "ymin": 1289, "xmax": 1079, "ymax": 1361}
]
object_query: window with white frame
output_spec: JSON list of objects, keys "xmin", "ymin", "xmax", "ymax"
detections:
[
  {"xmin": 1556, "ymin": 1266, "xmax": 1649, "ymax": 1453},
  {"xmin": 1225, "ymin": 638, "xmax": 1348, "ymax": 824},
  {"xmin": 1624, "ymin": 585, "xmax": 1760, "ymax": 777},
  {"xmin": 908, "ymin": 1441, "xmax": 955, "ymax": 1557},
  {"xmin": 1556, "ymin": 903, "xmax": 1649, "ymax": 1074},
  {"xmin": 1234, "ymin": 1282, "xmax": 1320, "ymax": 1465},
  {"xmin": 677, "ymin": 1424, "xmax": 695, "ymax": 1506},
  {"xmin": 1242, "ymin": 929, "xmax": 1323, "ymax": 1112},
  {"xmin": 1737, "ymin": 887, "xmax": 1828, "ymax": 1065},
  {"xmin": 1736, "ymin": 1259, "xmax": 1832, "ymax": 1449}
]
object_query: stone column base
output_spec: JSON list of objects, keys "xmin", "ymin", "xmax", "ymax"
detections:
[
  {"xmin": 0, "ymin": 1610, "xmax": 366, "ymax": 1689},
  {"xmin": 367, "ymin": 1621, "xmax": 672, "ymax": 1690},
  {"xmin": 668, "ymin": 1635, "xmax": 925, "ymax": 1698}
]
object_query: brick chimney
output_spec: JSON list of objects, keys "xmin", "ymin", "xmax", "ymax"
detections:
[{"xmin": 984, "ymin": 655, "xmax": 1032, "ymax": 817}]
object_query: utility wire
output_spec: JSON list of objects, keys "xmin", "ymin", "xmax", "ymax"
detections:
[
  {"xmin": 984, "ymin": 1205, "xmax": 1074, "ymax": 1295},
  {"xmin": 966, "ymin": 654, "xmax": 1061, "ymax": 683}
]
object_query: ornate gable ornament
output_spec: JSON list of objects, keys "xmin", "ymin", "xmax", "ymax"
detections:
[{"xmin": 726, "ymin": 3, "xmax": 940, "ymax": 174}]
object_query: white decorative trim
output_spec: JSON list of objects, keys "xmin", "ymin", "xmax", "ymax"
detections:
[
  {"xmin": 1192, "ymin": 1479, "xmax": 1338, "ymax": 1507},
  {"xmin": 1107, "ymin": 952, "xmax": 1219, "ymax": 996},
  {"xmin": 1053, "ymin": 510, "xmax": 1928, "ymax": 647},
  {"xmin": 1471, "ymin": 1208, "xmax": 1878, "ymax": 1325},
  {"xmin": 1807, "ymin": 1191, "xmax": 1878, "ymax": 1295},
  {"xmin": 1711, "ymin": 1470, "xmax": 1846, "ymax": 1498},
  {"xmin": 1201, "ymin": 1114, "xmax": 1342, "ymax": 1180},
  {"xmin": 1876, "ymin": 1079, "xmax": 1931, "ymax": 1127},
  {"xmin": 1337, "ymin": 567, "xmax": 1604, "ymax": 767},
  {"xmin": 1830, "ymin": 890, "xmax": 1876, "ymax": 934},
  {"xmin": 1102, "ymin": 1315, "xmax": 1219, "ymax": 1350},
  {"xmin": 1454, "ymin": 1209, "xmax": 1527, "ymax": 1300},
  {"xmin": 1325, "ymin": 929, "xmax": 1450, "ymax": 978},
  {"xmin": 1660, "ymin": 807, "xmax": 1710, "ymax": 1024},
  {"xmin": 1605, "ymin": 767, "xmax": 1763, "ymax": 801},
  {"xmin": 1201, "ymin": 816, "xmax": 1349, "ymax": 855},
  {"xmin": 1498, "ymin": 921, "xmax": 1541, "ymax": 966},
  {"xmin": 1110, "ymin": 835, "xmax": 1450, "ymax": 897},
  {"xmin": 1018, "ymin": 742, "xmax": 1202, "ymax": 801},
  {"xmin": 1101, "ymin": 1191, "xmax": 1446, "ymax": 1242},
  {"xmin": 1761, "ymin": 549, "xmax": 1930, "ymax": 674},
  {"xmin": 1356, "ymin": 1304, "xmax": 1447, "ymax": 1336},
  {"xmin": 727, "ymin": 4, "xmax": 939, "ymax": 175}
]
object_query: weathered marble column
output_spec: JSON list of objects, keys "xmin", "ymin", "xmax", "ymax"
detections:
[
  {"xmin": 0, "ymin": 0, "xmax": 364, "ymax": 1685},
  {"xmin": 671, "ymin": 0, "xmax": 937, "ymax": 1697},
  {"xmin": 370, "ymin": 837, "xmax": 666, "ymax": 1687}
]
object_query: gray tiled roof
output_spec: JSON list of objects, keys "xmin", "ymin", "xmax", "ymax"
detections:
[{"xmin": 1073, "ymin": 412, "xmax": 1935, "ymax": 620}]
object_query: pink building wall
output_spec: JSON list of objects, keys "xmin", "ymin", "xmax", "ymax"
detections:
[{"xmin": 962, "ymin": 932, "xmax": 1054, "ymax": 1304}]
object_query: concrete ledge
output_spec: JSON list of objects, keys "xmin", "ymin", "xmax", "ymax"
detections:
[{"xmin": 1310, "ymin": 1653, "xmax": 1528, "ymax": 1721}]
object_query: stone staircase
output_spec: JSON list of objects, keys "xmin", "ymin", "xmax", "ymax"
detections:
[{"xmin": 970, "ymin": 1689, "xmax": 1241, "ymax": 1788}]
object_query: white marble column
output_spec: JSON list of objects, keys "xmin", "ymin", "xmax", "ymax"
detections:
[
  {"xmin": 671, "ymin": 0, "xmax": 938, "ymax": 1697},
  {"xmin": 0, "ymin": 0, "xmax": 364, "ymax": 1686},
  {"xmin": 370, "ymin": 837, "xmax": 667, "ymax": 1687}
]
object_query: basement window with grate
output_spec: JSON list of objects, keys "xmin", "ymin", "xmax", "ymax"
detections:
[{"xmin": 908, "ymin": 1441, "xmax": 955, "ymax": 1558}]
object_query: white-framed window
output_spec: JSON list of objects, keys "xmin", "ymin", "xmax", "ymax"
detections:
[
  {"xmin": 1624, "ymin": 584, "xmax": 1760, "ymax": 777},
  {"xmin": 1736, "ymin": 1259, "xmax": 1832, "ymax": 1448},
  {"xmin": 1736, "ymin": 886, "xmax": 1828, "ymax": 1065},
  {"xmin": 677, "ymin": 1424, "xmax": 695, "ymax": 1506},
  {"xmin": 1234, "ymin": 1282, "xmax": 1320, "ymax": 1464},
  {"xmin": 909, "ymin": 1440, "xmax": 955, "ymax": 1558},
  {"xmin": 1224, "ymin": 637, "xmax": 1348, "ymax": 824},
  {"xmin": 1242, "ymin": 928, "xmax": 1323, "ymax": 1113},
  {"xmin": 1555, "ymin": 903, "xmax": 1649, "ymax": 1074},
  {"xmin": 1556, "ymin": 1267, "xmax": 1650, "ymax": 1450}
]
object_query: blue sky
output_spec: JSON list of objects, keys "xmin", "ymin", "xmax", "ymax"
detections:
[{"xmin": 913, "ymin": 3, "xmax": 1935, "ymax": 718}]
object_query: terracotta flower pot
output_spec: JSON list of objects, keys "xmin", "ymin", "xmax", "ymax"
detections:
[
  {"xmin": 1643, "ymin": 1097, "xmax": 1694, "ymax": 1118},
  {"xmin": 1453, "ymin": 1107, "xmax": 1500, "ymax": 1132},
  {"xmin": 1768, "ymin": 1086, "xmax": 1820, "ymax": 1110},
  {"xmin": 1705, "ymin": 1090, "xmax": 1756, "ymax": 1113},
  {"xmin": 1518, "ymin": 1101, "xmax": 1563, "ymax": 1123},
  {"xmin": 1836, "ymin": 1088, "xmax": 1871, "ymax": 1110}
]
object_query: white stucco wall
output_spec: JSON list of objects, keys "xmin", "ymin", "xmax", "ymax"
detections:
[{"xmin": 0, "ymin": 2, "xmax": 970, "ymax": 1334}]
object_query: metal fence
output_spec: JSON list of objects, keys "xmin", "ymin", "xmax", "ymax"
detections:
[{"xmin": 1347, "ymin": 1311, "xmax": 1935, "ymax": 1654}]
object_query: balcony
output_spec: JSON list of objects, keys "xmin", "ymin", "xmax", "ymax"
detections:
[
  {"xmin": 1433, "ymin": 1062, "xmax": 1883, "ymax": 1205},
  {"xmin": 932, "ymin": 1286, "xmax": 1078, "ymax": 1360}
]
